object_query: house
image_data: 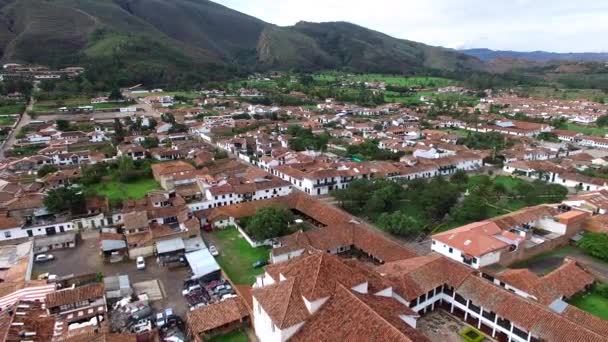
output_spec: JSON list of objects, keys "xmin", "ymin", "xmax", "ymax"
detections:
[
  {"xmin": 251, "ymin": 252, "xmax": 427, "ymax": 342},
  {"xmin": 432, "ymin": 205, "xmax": 590, "ymax": 268}
]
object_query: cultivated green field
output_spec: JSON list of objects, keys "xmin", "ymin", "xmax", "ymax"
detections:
[
  {"xmin": 563, "ymin": 123, "xmax": 608, "ymax": 137},
  {"xmin": 314, "ymin": 72, "xmax": 455, "ymax": 88},
  {"xmin": 525, "ymin": 86, "xmax": 608, "ymax": 102}
]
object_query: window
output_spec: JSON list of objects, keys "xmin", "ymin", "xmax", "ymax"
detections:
[
  {"xmin": 482, "ymin": 310, "xmax": 496, "ymax": 321},
  {"xmin": 27, "ymin": 230, "xmax": 33, "ymax": 237},
  {"xmin": 468, "ymin": 302, "xmax": 481, "ymax": 314},
  {"xmin": 512, "ymin": 326, "xmax": 528, "ymax": 340},
  {"xmin": 455, "ymin": 293, "xmax": 467, "ymax": 305},
  {"xmin": 448, "ymin": 247, "xmax": 453, "ymax": 253},
  {"xmin": 4, "ymin": 231, "xmax": 11, "ymax": 238}
]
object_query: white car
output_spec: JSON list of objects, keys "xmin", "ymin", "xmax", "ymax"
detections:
[
  {"xmin": 182, "ymin": 284, "xmax": 201, "ymax": 296},
  {"xmin": 34, "ymin": 254, "xmax": 55, "ymax": 263},
  {"xmin": 131, "ymin": 320, "xmax": 152, "ymax": 333},
  {"xmin": 209, "ymin": 245, "xmax": 219, "ymax": 256},
  {"xmin": 136, "ymin": 256, "xmax": 146, "ymax": 270}
]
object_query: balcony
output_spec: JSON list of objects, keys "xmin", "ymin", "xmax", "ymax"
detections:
[{"xmin": 313, "ymin": 181, "xmax": 338, "ymax": 188}]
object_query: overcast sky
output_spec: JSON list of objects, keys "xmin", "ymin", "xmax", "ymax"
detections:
[{"xmin": 215, "ymin": 0, "xmax": 608, "ymax": 53}]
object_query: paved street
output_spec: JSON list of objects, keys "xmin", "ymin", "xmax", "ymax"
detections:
[{"xmin": 33, "ymin": 231, "xmax": 191, "ymax": 318}]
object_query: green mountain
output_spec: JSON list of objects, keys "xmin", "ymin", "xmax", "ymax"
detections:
[{"xmin": 0, "ymin": 0, "xmax": 486, "ymax": 83}]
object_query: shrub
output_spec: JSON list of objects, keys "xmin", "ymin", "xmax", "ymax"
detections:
[{"xmin": 578, "ymin": 233, "xmax": 608, "ymax": 261}]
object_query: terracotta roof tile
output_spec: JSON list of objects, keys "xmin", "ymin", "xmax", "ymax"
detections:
[
  {"xmin": 46, "ymin": 283, "xmax": 105, "ymax": 308},
  {"xmin": 187, "ymin": 297, "xmax": 249, "ymax": 335},
  {"xmin": 290, "ymin": 284, "xmax": 429, "ymax": 342}
]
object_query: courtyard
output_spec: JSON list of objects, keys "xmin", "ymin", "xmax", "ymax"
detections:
[
  {"xmin": 204, "ymin": 228, "xmax": 269, "ymax": 285},
  {"xmin": 417, "ymin": 309, "xmax": 492, "ymax": 342}
]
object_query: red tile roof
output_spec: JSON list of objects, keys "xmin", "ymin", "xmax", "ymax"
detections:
[
  {"xmin": 290, "ymin": 284, "xmax": 429, "ymax": 342},
  {"xmin": 187, "ymin": 297, "xmax": 249, "ymax": 335}
]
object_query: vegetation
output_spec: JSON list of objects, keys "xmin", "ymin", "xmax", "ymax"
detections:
[
  {"xmin": 287, "ymin": 125, "xmax": 329, "ymax": 152},
  {"xmin": 87, "ymin": 178, "xmax": 160, "ymax": 205},
  {"xmin": 208, "ymin": 329, "xmax": 249, "ymax": 342},
  {"xmin": 346, "ymin": 140, "xmax": 404, "ymax": 161},
  {"xmin": 213, "ymin": 228, "xmax": 270, "ymax": 284},
  {"xmin": 458, "ymin": 131, "xmax": 511, "ymax": 151},
  {"xmin": 37, "ymin": 165, "xmax": 58, "ymax": 178},
  {"xmin": 44, "ymin": 187, "xmax": 86, "ymax": 215},
  {"xmin": 244, "ymin": 207, "xmax": 295, "ymax": 241},
  {"xmin": 578, "ymin": 233, "xmax": 608, "ymax": 261},
  {"xmin": 569, "ymin": 284, "xmax": 608, "ymax": 320},
  {"xmin": 333, "ymin": 175, "xmax": 568, "ymax": 237},
  {"xmin": 460, "ymin": 327, "xmax": 485, "ymax": 342}
]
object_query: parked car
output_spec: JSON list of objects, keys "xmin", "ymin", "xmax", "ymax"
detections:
[
  {"xmin": 156, "ymin": 308, "xmax": 174, "ymax": 328},
  {"xmin": 208, "ymin": 245, "xmax": 219, "ymax": 256},
  {"xmin": 131, "ymin": 306, "xmax": 153, "ymax": 321},
  {"xmin": 182, "ymin": 284, "xmax": 201, "ymax": 296},
  {"xmin": 34, "ymin": 254, "xmax": 55, "ymax": 263},
  {"xmin": 36, "ymin": 273, "xmax": 57, "ymax": 281},
  {"xmin": 252, "ymin": 259, "xmax": 268, "ymax": 268},
  {"xmin": 136, "ymin": 256, "xmax": 146, "ymax": 270},
  {"xmin": 131, "ymin": 320, "xmax": 152, "ymax": 333}
]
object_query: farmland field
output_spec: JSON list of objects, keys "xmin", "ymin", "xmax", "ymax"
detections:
[{"xmin": 314, "ymin": 72, "xmax": 455, "ymax": 88}]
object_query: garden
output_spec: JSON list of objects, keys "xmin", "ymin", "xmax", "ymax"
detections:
[
  {"xmin": 211, "ymin": 228, "xmax": 270, "ymax": 285},
  {"xmin": 332, "ymin": 174, "xmax": 569, "ymax": 238}
]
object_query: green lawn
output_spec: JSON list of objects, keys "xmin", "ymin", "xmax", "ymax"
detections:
[
  {"xmin": 0, "ymin": 115, "xmax": 17, "ymax": 125},
  {"xmin": 0, "ymin": 103, "xmax": 25, "ymax": 114},
  {"xmin": 212, "ymin": 228, "xmax": 270, "ymax": 285},
  {"xmin": 314, "ymin": 72, "xmax": 455, "ymax": 87},
  {"xmin": 208, "ymin": 329, "xmax": 249, "ymax": 342},
  {"xmin": 569, "ymin": 290, "xmax": 608, "ymax": 320},
  {"xmin": 563, "ymin": 123, "xmax": 608, "ymax": 137},
  {"xmin": 88, "ymin": 178, "xmax": 160, "ymax": 203}
]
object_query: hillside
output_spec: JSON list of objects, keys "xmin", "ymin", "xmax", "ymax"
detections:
[
  {"xmin": 462, "ymin": 48, "xmax": 608, "ymax": 63},
  {"xmin": 0, "ymin": 0, "xmax": 486, "ymax": 84}
]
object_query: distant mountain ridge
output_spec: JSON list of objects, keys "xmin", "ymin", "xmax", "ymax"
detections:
[
  {"xmin": 0, "ymin": 0, "xmax": 485, "ymax": 81},
  {"xmin": 461, "ymin": 48, "xmax": 608, "ymax": 62}
]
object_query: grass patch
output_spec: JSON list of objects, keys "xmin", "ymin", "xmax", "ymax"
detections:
[
  {"xmin": 314, "ymin": 72, "xmax": 455, "ymax": 87},
  {"xmin": 563, "ymin": 123, "xmax": 608, "ymax": 137},
  {"xmin": 88, "ymin": 178, "xmax": 160, "ymax": 203},
  {"xmin": 460, "ymin": 327, "xmax": 485, "ymax": 342},
  {"xmin": 0, "ymin": 104, "xmax": 25, "ymax": 115},
  {"xmin": 569, "ymin": 289, "xmax": 608, "ymax": 320},
  {"xmin": 212, "ymin": 228, "xmax": 269, "ymax": 285},
  {"xmin": 208, "ymin": 329, "xmax": 248, "ymax": 342},
  {"xmin": 0, "ymin": 115, "xmax": 17, "ymax": 125}
]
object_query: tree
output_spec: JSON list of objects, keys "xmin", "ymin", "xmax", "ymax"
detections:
[
  {"xmin": 113, "ymin": 118, "xmax": 125, "ymax": 144},
  {"xmin": 450, "ymin": 194, "xmax": 489, "ymax": 223},
  {"xmin": 578, "ymin": 233, "xmax": 608, "ymax": 261},
  {"xmin": 376, "ymin": 212, "xmax": 422, "ymax": 237},
  {"xmin": 37, "ymin": 165, "xmax": 58, "ymax": 178},
  {"xmin": 109, "ymin": 87, "xmax": 123, "ymax": 101},
  {"xmin": 245, "ymin": 207, "xmax": 295, "ymax": 241},
  {"xmin": 147, "ymin": 118, "xmax": 157, "ymax": 130},
  {"xmin": 44, "ymin": 187, "xmax": 85, "ymax": 215},
  {"xmin": 537, "ymin": 132, "xmax": 559, "ymax": 142},
  {"xmin": 596, "ymin": 115, "xmax": 608, "ymax": 127},
  {"xmin": 141, "ymin": 137, "xmax": 159, "ymax": 149},
  {"xmin": 56, "ymin": 120, "xmax": 71, "ymax": 132},
  {"xmin": 450, "ymin": 170, "xmax": 469, "ymax": 186}
]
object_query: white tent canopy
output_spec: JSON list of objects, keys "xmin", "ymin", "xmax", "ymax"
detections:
[{"xmin": 185, "ymin": 249, "xmax": 220, "ymax": 279}]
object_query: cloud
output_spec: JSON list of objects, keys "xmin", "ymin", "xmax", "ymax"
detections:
[{"xmin": 214, "ymin": 0, "xmax": 608, "ymax": 52}]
